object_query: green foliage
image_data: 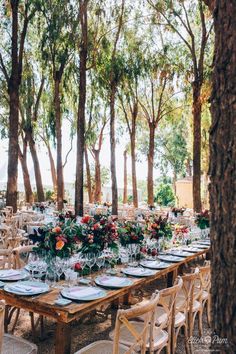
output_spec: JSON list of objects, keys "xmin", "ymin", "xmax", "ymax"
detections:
[{"xmin": 154, "ymin": 183, "xmax": 175, "ymax": 206}]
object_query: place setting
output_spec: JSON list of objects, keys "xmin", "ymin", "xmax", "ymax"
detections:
[
  {"xmin": 139, "ymin": 259, "xmax": 172, "ymax": 269},
  {"xmin": 4, "ymin": 280, "xmax": 49, "ymax": 296},
  {"xmin": 0, "ymin": 269, "xmax": 29, "ymax": 282},
  {"xmin": 165, "ymin": 249, "xmax": 195, "ymax": 257},
  {"xmin": 61, "ymin": 286, "xmax": 107, "ymax": 302}
]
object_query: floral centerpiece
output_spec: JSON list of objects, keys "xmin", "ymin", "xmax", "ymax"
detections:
[
  {"xmin": 75, "ymin": 214, "xmax": 119, "ymax": 253},
  {"xmin": 146, "ymin": 216, "xmax": 172, "ymax": 240},
  {"xmin": 34, "ymin": 221, "xmax": 79, "ymax": 259},
  {"xmin": 174, "ymin": 224, "xmax": 189, "ymax": 235},
  {"xmin": 118, "ymin": 221, "xmax": 144, "ymax": 246},
  {"xmin": 195, "ymin": 210, "xmax": 210, "ymax": 229}
]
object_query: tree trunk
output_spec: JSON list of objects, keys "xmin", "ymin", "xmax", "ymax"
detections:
[
  {"xmin": 147, "ymin": 124, "xmax": 155, "ymax": 206},
  {"xmin": 110, "ymin": 83, "xmax": 118, "ymax": 215},
  {"xmin": 209, "ymin": 1, "xmax": 236, "ymax": 352},
  {"xmin": 85, "ymin": 147, "xmax": 93, "ymax": 203},
  {"xmin": 6, "ymin": 2, "xmax": 19, "ymax": 212},
  {"xmin": 75, "ymin": 0, "xmax": 87, "ymax": 216},
  {"xmin": 173, "ymin": 170, "xmax": 177, "ymax": 196},
  {"xmin": 123, "ymin": 150, "xmax": 127, "ymax": 204},
  {"xmin": 28, "ymin": 133, "xmax": 45, "ymax": 202},
  {"xmin": 186, "ymin": 157, "xmax": 192, "ymax": 177},
  {"xmin": 18, "ymin": 141, "xmax": 34, "ymax": 204},
  {"xmin": 192, "ymin": 82, "xmax": 202, "ymax": 212},
  {"xmin": 131, "ymin": 134, "xmax": 138, "ymax": 207},
  {"xmin": 46, "ymin": 141, "xmax": 57, "ymax": 194},
  {"xmin": 54, "ymin": 78, "xmax": 64, "ymax": 210},
  {"xmin": 94, "ymin": 150, "xmax": 102, "ymax": 203}
]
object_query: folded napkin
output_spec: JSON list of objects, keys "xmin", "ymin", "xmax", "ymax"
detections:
[
  {"xmin": 67, "ymin": 287, "xmax": 100, "ymax": 297},
  {"xmin": 98, "ymin": 276, "xmax": 126, "ymax": 286},
  {"xmin": 8, "ymin": 284, "xmax": 38, "ymax": 292},
  {"xmin": 0, "ymin": 270, "xmax": 21, "ymax": 278}
]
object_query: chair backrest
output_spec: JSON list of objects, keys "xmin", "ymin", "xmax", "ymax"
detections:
[
  {"xmin": 181, "ymin": 268, "xmax": 201, "ymax": 312},
  {"xmin": 113, "ymin": 291, "xmax": 160, "ymax": 354},
  {"xmin": 157, "ymin": 277, "xmax": 183, "ymax": 332},
  {"xmin": 0, "ymin": 301, "xmax": 4, "ymax": 353},
  {"xmin": 199, "ymin": 265, "xmax": 211, "ymax": 292},
  {"xmin": 13, "ymin": 245, "xmax": 35, "ymax": 269},
  {"xmin": 0, "ymin": 249, "xmax": 14, "ymax": 269}
]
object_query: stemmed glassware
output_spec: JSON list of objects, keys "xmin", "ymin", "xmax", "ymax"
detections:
[
  {"xmin": 28, "ymin": 253, "xmax": 39, "ymax": 280},
  {"xmin": 96, "ymin": 252, "xmax": 105, "ymax": 273},
  {"xmin": 86, "ymin": 253, "xmax": 96, "ymax": 279}
]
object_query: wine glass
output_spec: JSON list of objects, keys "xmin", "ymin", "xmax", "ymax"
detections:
[
  {"xmin": 28, "ymin": 252, "xmax": 39, "ymax": 280},
  {"xmin": 112, "ymin": 249, "xmax": 120, "ymax": 271},
  {"xmin": 86, "ymin": 253, "xmax": 96, "ymax": 279},
  {"xmin": 96, "ymin": 253, "xmax": 105, "ymax": 273}
]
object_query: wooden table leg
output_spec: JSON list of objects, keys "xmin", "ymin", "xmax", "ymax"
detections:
[
  {"xmin": 55, "ymin": 322, "xmax": 71, "ymax": 354},
  {"xmin": 167, "ymin": 268, "xmax": 178, "ymax": 287}
]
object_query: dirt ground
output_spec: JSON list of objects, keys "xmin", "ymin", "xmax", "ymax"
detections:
[{"xmin": 12, "ymin": 262, "xmax": 211, "ymax": 354}]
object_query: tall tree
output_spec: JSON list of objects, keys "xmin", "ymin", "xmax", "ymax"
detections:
[
  {"xmin": 0, "ymin": 1, "xmax": 36, "ymax": 211},
  {"xmin": 75, "ymin": 0, "xmax": 88, "ymax": 216},
  {"xmin": 207, "ymin": 0, "xmax": 236, "ymax": 352},
  {"xmin": 149, "ymin": 0, "xmax": 213, "ymax": 211},
  {"xmin": 123, "ymin": 149, "xmax": 128, "ymax": 204},
  {"xmin": 40, "ymin": 0, "xmax": 77, "ymax": 210},
  {"xmin": 20, "ymin": 62, "xmax": 45, "ymax": 202},
  {"xmin": 139, "ymin": 64, "xmax": 179, "ymax": 206}
]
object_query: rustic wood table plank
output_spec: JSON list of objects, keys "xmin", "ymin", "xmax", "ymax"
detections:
[{"xmin": 0, "ymin": 247, "xmax": 209, "ymax": 354}]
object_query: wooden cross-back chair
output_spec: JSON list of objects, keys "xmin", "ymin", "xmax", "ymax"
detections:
[
  {"xmin": 5, "ymin": 246, "xmax": 42, "ymax": 337},
  {"xmin": 176, "ymin": 268, "xmax": 203, "ymax": 340},
  {"xmin": 199, "ymin": 265, "xmax": 211, "ymax": 326},
  {"xmin": 13, "ymin": 245, "xmax": 35, "ymax": 270},
  {"xmin": 74, "ymin": 291, "xmax": 160, "ymax": 354},
  {"xmin": 0, "ymin": 301, "xmax": 38, "ymax": 354},
  {"xmin": 0, "ymin": 249, "xmax": 14, "ymax": 270}
]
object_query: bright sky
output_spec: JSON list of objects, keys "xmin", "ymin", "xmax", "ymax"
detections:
[{"xmin": 0, "ymin": 120, "xmax": 162, "ymax": 190}]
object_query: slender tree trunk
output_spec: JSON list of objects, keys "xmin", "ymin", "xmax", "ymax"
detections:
[
  {"xmin": 46, "ymin": 142, "xmax": 57, "ymax": 194},
  {"xmin": 123, "ymin": 150, "xmax": 127, "ymax": 204},
  {"xmin": 209, "ymin": 1, "xmax": 236, "ymax": 352},
  {"xmin": 192, "ymin": 82, "xmax": 202, "ymax": 212},
  {"xmin": 131, "ymin": 135, "xmax": 138, "ymax": 207},
  {"xmin": 147, "ymin": 124, "xmax": 155, "ymax": 206},
  {"xmin": 18, "ymin": 142, "xmax": 34, "ymax": 204},
  {"xmin": 173, "ymin": 170, "xmax": 177, "ymax": 196},
  {"xmin": 54, "ymin": 78, "xmax": 64, "ymax": 210},
  {"xmin": 6, "ymin": 2, "xmax": 19, "ymax": 212},
  {"xmin": 186, "ymin": 157, "xmax": 192, "ymax": 177},
  {"xmin": 85, "ymin": 147, "xmax": 93, "ymax": 203},
  {"xmin": 110, "ymin": 83, "xmax": 118, "ymax": 215},
  {"xmin": 28, "ymin": 133, "xmax": 45, "ymax": 202},
  {"xmin": 94, "ymin": 150, "xmax": 102, "ymax": 203},
  {"xmin": 75, "ymin": 0, "xmax": 88, "ymax": 216}
]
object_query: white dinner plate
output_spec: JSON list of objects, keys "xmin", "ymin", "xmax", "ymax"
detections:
[
  {"xmin": 95, "ymin": 275, "xmax": 133, "ymax": 289},
  {"xmin": 4, "ymin": 281, "xmax": 49, "ymax": 296},
  {"xmin": 157, "ymin": 255, "xmax": 183, "ymax": 263},
  {"xmin": 0, "ymin": 269, "xmax": 29, "ymax": 281},
  {"xmin": 122, "ymin": 267, "xmax": 156, "ymax": 277},
  {"xmin": 181, "ymin": 247, "xmax": 202, "ymax": 253},
  {"xmin": 61, "ymin": 286, "xmax": 107, "ymax": 301},
  {"xmin": 140, "ymin": 260, "xmax": 172, "ymax": 269},
  {"xmin": 166, "ymin": 250, "xmax": 195, "ymax": 257}
]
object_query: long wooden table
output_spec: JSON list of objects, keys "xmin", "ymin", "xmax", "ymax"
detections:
[{"xmin": 0, "ymin": 247, "xmax": 210, "ymax": 354}]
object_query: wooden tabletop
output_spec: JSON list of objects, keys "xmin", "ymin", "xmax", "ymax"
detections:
[{"xmin": 0, "ymin": 247, "xmax": 210, "ymax": 324}]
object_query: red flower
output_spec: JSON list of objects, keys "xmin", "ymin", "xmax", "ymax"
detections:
[
  {"xmin": 74, "ymin": 262, "xmax": 82, "ymax": 272},
  {"xmin": 52, "ymin": 226, "xmax": 62, "ymax": 233},
  {"xmin": 93, "ymin": 223, "xmax": 100, "ymax": 230},
  {"xmin": 81, "ymin": 215, "xmax": 91, "ymax": 224}
]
